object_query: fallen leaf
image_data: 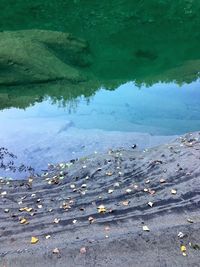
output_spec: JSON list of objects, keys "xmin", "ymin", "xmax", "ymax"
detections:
[
  {"xmin": 148, "ymin": 202, "xmax": 153, "ymax": 207},
  {"xmin": 122, "ymin": 200, "xmax": 130, "ymax": 206},
  {"xmin": 19, "ymin": 207, "xmax": 33, "ymax": 212},
  {"xmin": 187, "ymin": 218, "xmax": 194, "ymax": 223},
  {"xmin": 143, "ymin": 225, "xmax": 150, "ymax": 232},
  {"xmin": 20, "ymin": 218, "xmax": 29, "ymax": 225},
  {"xmin": 108, "ymin": 189, "xmax": 114, "ymax": 194},
  {"xmin": 54, "ymin": 218, "xmax": 60, "ymax": 224},
  {"xmin": 181, "ymin": 245, "xmax": 186, "ymax": 252},
  {"xmin": 97, "ymin": 205, "xmax": 106, "ymax": 213},
  {"xmin": 88, "ymin": 216, "xmax": 95, "ymax": 223},
  {"xmin": 106, "ymin": 172, "xmax": 113, "ymax": 176},
  {"xmin": 171, "ymin": 189, "xmax": 177, "ymax": 195},
  {"xmin": 80, "ymin": 247, "xmax": 87, "ymax": 254},
  {"xmin": 178, "ymin": 232, "xmax": 185, "ymax": 238},
  {"xmin": 160, "ymin": 178, "xmax": 166, "ymax": 183},
  {"xmin": 126, "ymin": 189, "xmax": 132, "ymax": 193},
  {"xmin": 53, "ymin": 248, "xmax": 60, "ymax": 254},
  {"xmin": 31, "ymin": 236, "xmax": 39, "ymax": 244},
  {"xmin": 45, "ymin": 235, "xmax": 51, "ymax": 239}
]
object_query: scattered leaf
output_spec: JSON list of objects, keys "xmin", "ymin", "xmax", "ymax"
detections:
[
  {"xmin": 54, "ymin": 218, "xmax": 60, "ymax": 224},
  {"xmin": 171, "ymin": 189, "xmax": 177, "ymax": 195},
  {"xmin": 160, "ymin": 178, "xmax": 166, "ymax": 183},
  {"xmin": 108, "ymin": 189, "xmax": 114, "ymax": 194},
  {"xmin": 148, "ymin": 202, "xmax": 153, "ymax": 207},
  {"xmin": 97, "ymin": 205, "xmax": 106, "ymax": 213},
  {"xmin": 181, "ymin": 245, "xmax": 186, "ymax": 252},
  {"xmin": 19, "ymin": 207, "xmax": 33, "ymax": 212},
  {"xmin": 53, "ymin": 248, "xmax": 60, "ymax": 254},
  {"xmin": 20, "ymin": 218, "xmax": 29, "ymax": 225},
  {"xmin": 122, "ymin": 200, "xmax": 130, "ymax": 206},
  {"xmin": 88, "ymin": 216, "xmax": 95, "ymax": 223},
  {"xmin": 178, "ymin": 232, "xmax": 185, "ymax": 238},
  {"xmin": 126, "ymin": 189, "xmax": 132, "ymax": 193},
  {"xmin": 143, "ymin": 225, "xmax": 150, "ymax": 232},
  {"xmin": 80, "ymin": 247, "xmax": 87, "ymax": 254},
  {"xmin": 31, "ymin": 236, "xmax": 39, "ymax": 244}
]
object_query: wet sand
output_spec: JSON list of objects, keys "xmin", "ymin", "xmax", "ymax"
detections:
[{"xmin": 0, "ymin": 132, "xmax": 200, "ymax": 266}]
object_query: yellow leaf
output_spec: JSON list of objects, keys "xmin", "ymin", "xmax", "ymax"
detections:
[
  {"xmin": 31, "ymin": 236, "xmax": 39, "ymax": 244},
  {"xmin": 97, "ymin": 205, "xmax": 106, "ymax": 213},
  {"xmin": 19, "ymin": 207, "xmax": 33, "ymax": 212},
  {"xmin": 20, "ymin": 218, "xmax": 29, "ymax": 224},
  {"xmin": 181, "ymin": 245, "xmax": 186, "ymax": 252}
]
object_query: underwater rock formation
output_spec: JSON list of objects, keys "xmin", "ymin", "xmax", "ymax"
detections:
[{"xmin": 0, "ymin": 30, "xmax": 91, "ymax": 86}]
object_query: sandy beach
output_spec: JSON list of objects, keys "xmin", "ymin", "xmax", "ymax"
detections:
[{"xmin": 0, "ymin": 131, "xmax": 200, "ymax": 266}]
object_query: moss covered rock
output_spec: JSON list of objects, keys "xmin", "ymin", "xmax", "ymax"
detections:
[{"xmin": 0, "ymin": 30, "xmax": 91, "ymax": 86}]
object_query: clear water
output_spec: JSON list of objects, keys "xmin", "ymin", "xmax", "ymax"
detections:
[{"xmin": 0, "ymin": 0, "xmax": 200, "ymax": 177}]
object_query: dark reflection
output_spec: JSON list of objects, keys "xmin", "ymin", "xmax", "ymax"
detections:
[{"xmin": 0, "ymin": 0, "xmax": 200, "ymax": 109}]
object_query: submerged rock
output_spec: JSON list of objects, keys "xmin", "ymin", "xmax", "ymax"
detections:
[{"xmin": 0, "ymin": 30, "xmax": 91, "ymax": 86}]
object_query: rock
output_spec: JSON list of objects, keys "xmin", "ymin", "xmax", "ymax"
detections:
[{"xmin": 0, "ymin": 30, "xmax": 91, "ymax": 86}]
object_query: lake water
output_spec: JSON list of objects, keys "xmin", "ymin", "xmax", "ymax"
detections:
[{"xmin": 0, "ymin": 0, "xmax": 200, "ymax": 178}]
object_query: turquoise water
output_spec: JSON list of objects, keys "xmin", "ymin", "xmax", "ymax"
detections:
[{"xmin": 1, "ymin": 80, "xmax": 200, "ymax": 177}]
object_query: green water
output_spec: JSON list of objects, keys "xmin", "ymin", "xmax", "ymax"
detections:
[{"xmin": 0, "ymin": 0, "xmax": 200, "ymax": 177}]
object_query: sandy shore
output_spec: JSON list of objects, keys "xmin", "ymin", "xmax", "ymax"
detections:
[{"xmin": 0, "ymin": 132, "xmax": 200, "ymax": 266}]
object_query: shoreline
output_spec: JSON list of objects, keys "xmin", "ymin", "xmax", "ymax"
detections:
[{"xmin": 1, "ymin": 131, "xmax": 200, "ymax": 266}]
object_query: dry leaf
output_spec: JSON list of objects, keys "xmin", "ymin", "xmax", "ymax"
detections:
[
  {"xmin": 181, "ymin": 245, "xmax": 186, "ymax": 252},
  {"xmin": 171, "ymin": 189, "xmax": 177, "ymax": 195},
  {"xmin": 53, "ymin": 248, "xmax": 60, "ymax": 254},
  {"xmin": 178, "ymin": 232, "xmax": 185, "ymax": 238},
  {"xmin": 54, "ymin": 218, "xmax": 60, "ymax": 224},
  {"xmin": 160, "ymin": 178, "xmax": 166, "ymax": 183},
  {"xmin": 122, "ymin": 200, "xmax": 130, "ymax": 206},
  {"xmin": 20, "ymin": 218, "xmax": 29, "ymax": 225},
  {"xmin": 126, "ymin": 189, "xmax": 132, "ymax": 193},
  {"xmin": 97, "ymin": 205, "xmax": 106, "ymax": 213},
  {"xmin": 143, "ymin": 225, "xmax": 150, "ymax": 232},
  {"xmin": 108, "ymin": 189, "xmax": 114, "ymax": 194},
  {"xmin": 31, "ymin": 236, "xmax": 39, "ymax": 244},
  {"xmin": 80, "ymin": 247, "xmax": 87, "ymax": 254},
  {"xmin": 148, "ymin": 202, "xmax": 153, "ymax": 207},
  {"xmin": 88, "ymin": 216, "xmax": 95, "ymax": 223},
  {"xmin": 19, "ymin": 207, "xmax": 33, "ymax": 212}
]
